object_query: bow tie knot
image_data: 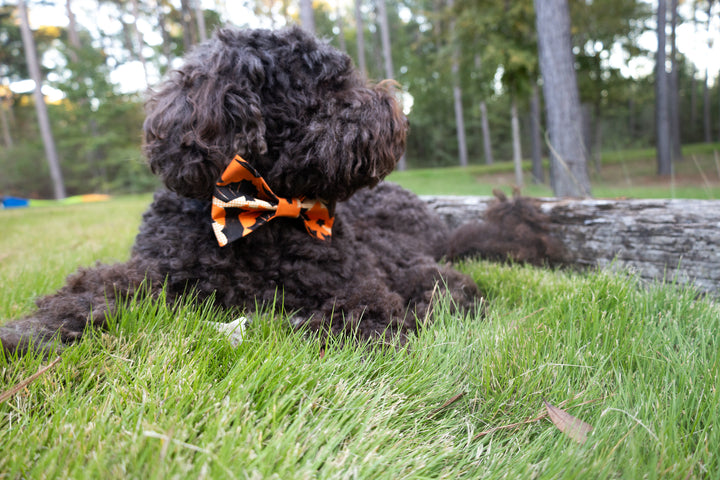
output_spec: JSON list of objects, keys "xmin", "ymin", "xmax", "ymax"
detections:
[{"xmin": 211, "ymin": 156, "xmax": 334, "ymax": 247}]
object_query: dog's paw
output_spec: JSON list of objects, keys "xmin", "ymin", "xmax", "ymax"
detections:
[{"xmin": 205, "ymin": 317, "xmax": 248, "ymax": 347}]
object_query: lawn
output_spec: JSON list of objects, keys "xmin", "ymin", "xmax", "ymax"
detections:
[
  {"xmin": 1, "ymin": 164, "xmax": 719, "ymax": 478},
  {"xmin": 389, "ymin": 142, "xmax": 720, "ymax": 199}
]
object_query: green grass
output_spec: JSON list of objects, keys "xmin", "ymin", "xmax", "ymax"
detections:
[
  {"xmin": 0, "ymin": 195, "xmax": 151, "ymax": 320},
  {"xmin": 390, "ymin": 142, "xmax": 720, "ymax": 199},
  {"xmin": 2, "ymin": 180, "xmax": 719, "ymax": 478}
]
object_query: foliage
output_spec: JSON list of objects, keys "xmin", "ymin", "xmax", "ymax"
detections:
[
  {"xmin": 0, "ymin": 4, "xmax": 155, "ymax": 197},
  {"xmin": 0, "ymin": 5, "xmax": 60, "ymax": 81},
  {"xmin": 1, "ymin": 199, "xmax": 719, "ymax": 478},
  {"xmin": 1, "ymin": 0, "xmax": 719, "ymax": 195}
]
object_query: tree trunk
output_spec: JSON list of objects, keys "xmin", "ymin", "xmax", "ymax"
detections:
[
  {"xmin": 376, "ymin": 0, "xmax": 405, "ymax": 171},
  {"xmin": 354, "ymin": 0, "xmax": 367, "ymax": 75},
  {"xmin": 370, "ymin": 20, "xmax": 384, "ymax": 76},
  {"xmin": 0, "ymin": 95, "xmax": 13, "ymax": 148},
  {"xmin": 422, "ymin": 195, "xmax": 720, "ymax": 296},
  {"xmin": 447, "ymin": 0, "xmax": 467, "ymax": 168},
  {"xmin": 65, "ymin": 0, "xmax": 103, "ymax": 186},
  {"xmin": 156, "ymin": 0, "xmax": 173, "ymax": 72},
  {"xmin": 479, "ymin": 100, "xmax": 494, "ymax": 165},
  {"xmin": 195, "ymin": 0, "xmax": 207, "ymax": 42},
  {"xmin": 690, "ymin": 68, "xmax": 697, "ymax": 127},
  {"xmin": 702, "ymin": 0, "xmax": 714, "ymax": 144},
  {"xmin": 130, "ymin": 0, "xmax": 150, "ymax": 87},
  {"xmin": 655, "ymin": 0, "xmax": 673, "ymax": 175},
  {"xmin": 180, "ymin": 0, "xmax": 197, "ymax": 52},
  {"xmin": 580, "ymin": 103, "xmax": 593, "ymax": 169},
  {"xmin": 300, "ymin": 0, "xmax": 315, "ymax": 33},
  {"xmin": 534, "ymin": 0, "xmax": 591, "ymax": 197},
  {"xmin": 669, "ymin": 0, "xmax": 682, "ymax": 161},
  {"xmin": 703, "ymin": 68, "xmax": 711, "ymax": 143},
  {"xmin": 628, "ymin": 95, "xmax": 636, "ymax": 141},
  {"xmin": 592, "ymin": 103, "xmax": 603, "ymax": 173},
  {"xmin": 530, "ymin": 82, "xmax": 544, "ymax": 183},
  {"xmin": 690, "ymin": 1, "xmax": 699, "ymax": 128},
  {"xmin": 336, "ymin": 0, "xmax": 347, "ymax": 52},
  {"xmin": 452, "ymin": 78, "xmax": 468, "ymax": 167},
  {"xmin": 65, "ymin": 0, "xmax": 81, "ymax": 63},
  {"xmin": 18, "ymin": 0, "xmax": 66, "ymax": 199},
  {"xmin": 511, "ymin": 97, "xmax": 523, "ymax": 188},
  {"xmin": 376, "ymin": 0, "xmax": 394, "ymax": 79}
]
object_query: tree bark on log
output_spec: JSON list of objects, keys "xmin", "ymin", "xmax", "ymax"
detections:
[{"xmin": 423, "ymin": 196, "xmax": 720, "ymax": 295}]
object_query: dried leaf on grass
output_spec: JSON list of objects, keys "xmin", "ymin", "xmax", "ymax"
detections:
[
  {"xmin": 0, "ymin": 356, "xmax": 62, "ymax": 404},
  {"xmin": 474, "ymin": 396, "xmax": 602, "ymax": 441},
  {"xmin": 543, "ymin": 398, "xmax": 593, "ymax": 444}
]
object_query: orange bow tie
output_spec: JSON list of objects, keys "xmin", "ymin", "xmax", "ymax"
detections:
[{"xmin": 211, "ymin": 156, "xmax": 334, "ymax": 247}]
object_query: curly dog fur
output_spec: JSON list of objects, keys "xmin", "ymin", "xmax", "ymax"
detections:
[{"xmin": 0, "ymin": 27, "xmax": 562, "ymax": 355}]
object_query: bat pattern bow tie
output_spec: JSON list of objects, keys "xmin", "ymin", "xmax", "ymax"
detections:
[{"xmin": 211, "ymin": 156, "xmax": 334, "ymax": 247}]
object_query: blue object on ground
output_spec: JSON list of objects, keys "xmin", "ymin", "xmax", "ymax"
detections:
[{"xmin": 1, "ymin": 196, "xmax": 31, "ymax": 209}]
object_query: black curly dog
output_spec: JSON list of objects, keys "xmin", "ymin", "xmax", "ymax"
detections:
[{"xmin": 0, "ymin": 27, "xmax": 563, "ymax": 355}]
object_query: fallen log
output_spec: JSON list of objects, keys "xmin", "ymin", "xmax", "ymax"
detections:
[{"xmin": 423, "ymin": 196, "xmax": 720, "ymax": 295}]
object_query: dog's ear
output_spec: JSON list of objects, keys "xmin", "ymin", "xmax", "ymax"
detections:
[
  {"xmin": 143, "ymin": 32, "xmax": 267, "ymax": 199},
  {"xmin": 269, "ymin": 78, "xmax": 407, "ymax": 201},
  {"xmin": 329, "ymin": 80, "xmax": 407, "ymax": 197}
]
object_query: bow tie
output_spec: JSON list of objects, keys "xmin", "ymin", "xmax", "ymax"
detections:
[{"xmin": 211, "ymin": 156, "xmax": 334, "ymax": 247}]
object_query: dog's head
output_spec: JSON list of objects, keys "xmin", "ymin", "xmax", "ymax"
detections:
[{"xmin": 143, "ymin": 27, "xmax": 408, "ymax": 202}]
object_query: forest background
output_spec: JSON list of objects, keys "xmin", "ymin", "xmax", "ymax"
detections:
[{"xmin": 1, "ymin": 0, "xmax": 720, "ymax": 199}]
